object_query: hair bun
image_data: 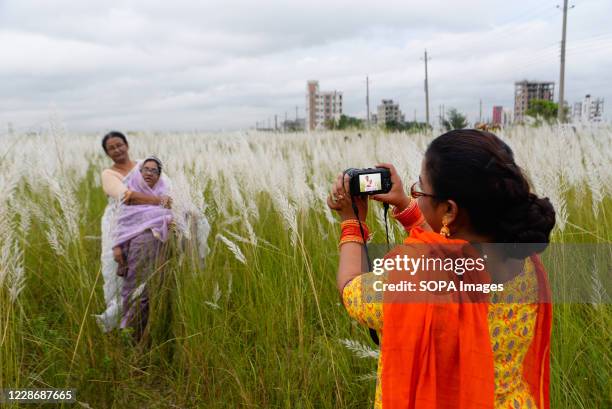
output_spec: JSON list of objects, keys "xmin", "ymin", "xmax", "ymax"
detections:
[{"xmin": 501, "ymin": 195, "xmax": 556, "ymax": 258}]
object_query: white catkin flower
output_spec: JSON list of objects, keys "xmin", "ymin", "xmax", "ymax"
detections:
[
  {"xmin": 590, "ymin": 267, "xmax": 607, "ymax": 308},
  {"xmin": 1, "ymin": 239, "xmax": 26, "ymax": 303},
  {"xmin": 204, "ymin": 301, "xmax": 220, "ymax": 310},
  {"xmin": 196, "ymin": 215, "xmax": 211, "ymax": 259},
  {"xmin": 339, "ymin": 338, "xmax": 380, "ymax": 359},
  {"xmin": 9, "ymin": 263, "xmax": 25, "ymax": 303},
  {"xmin": 215, "ymin": 234, "xmax": 246, "ymax": 265},
  {"xmin": 226, "ymin": 273, "xmax": 233, "ymax": 299},
  {"xmin": 272, "ymin": 187, "xmax": 298, "ymax": 247},
  {"xmin": 224, "ymin": 230, "xmax": 252, "ymax": 245},
  {"xmin": 586, "ymin": 167, "xmax": 604, "ymax": 218},
  {"xmin": 0, "ymin": 237, "xmax": 13, "ymax": 287},
  {"xmin": 212, "ymin": 282, "xmax": 221, "ymax": 304},
  {"xmin": 204, "ymin": 282, "xmax": 222, "ymax": 310},
  {"xmin": 357, "ymin": 372, "xmax": 379, "ymax": 382},
  {"xmin": 244, "ymin": 217, "xmax": 258, "ymax": 246},
  {"xmin": 18, "ymin": 204, "xmax": 32, "ymax": 238},
  {"xmin": 46, "ymin": 224, "xmax": 66, "ymax": 257},
  {"xmin": 374, "ymin": 205, "xmax": 395, "ymax": 244}
]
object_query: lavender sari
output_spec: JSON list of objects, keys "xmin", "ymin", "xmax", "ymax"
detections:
[{"xmin": 115, "ymin": 165, "xmax": 173, "ymax": 337}]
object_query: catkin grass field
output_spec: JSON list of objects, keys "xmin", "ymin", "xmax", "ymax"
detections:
[{"xmin": 0, "ymin": 123, "xmax": 610, "ymax": 408}]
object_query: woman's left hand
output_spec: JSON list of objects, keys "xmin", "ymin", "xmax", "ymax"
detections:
[
  {"xmin": 159, "ymin": 195, "xmax": 173, "ymax": 209},
  {"xmin": 327, "ymin": 172, "xmax": 368, "ymax": 221},
  {"xmin": 113, "ymin": 246, "xmax": 125, "ymax": 265}
]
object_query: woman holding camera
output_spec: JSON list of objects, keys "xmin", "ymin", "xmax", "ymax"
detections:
[{"xmin": 328, "ymin": 130, "xmax": 555, "ymax": 409}]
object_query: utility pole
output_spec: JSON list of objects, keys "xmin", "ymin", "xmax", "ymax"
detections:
[
  {"xmin": 479, "ymin": 99, "xmax": 483, "ymax": 123},
  {"xmin": 295, "ymin": 106, "xmax": 298, "ymax": 120},
  {"xmin": 366, "ymin": 76, "xmax": 371, "ymax": 127},
  {"xmin": 274, "ymin": 114, "xmax": 278, "ymax": 131},
  {"xmin": 557, "ymin": 0, "xmax": 573, "ymax": 123},
  {"xmin": 421, "ymin": 50, "xmax": 431, "ymax": 127}
]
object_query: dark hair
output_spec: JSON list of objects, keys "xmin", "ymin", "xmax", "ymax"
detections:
[
  {"xmin": 424, "ymin": 129, "xmax": 556, "ymax": 258},
  {"xmin": 142, "ymin": 156, "xmax": 162, "ymax": 175},
  {"xmin": 101, "ymin": 131, "xmax": 128, "ymax": 153}
]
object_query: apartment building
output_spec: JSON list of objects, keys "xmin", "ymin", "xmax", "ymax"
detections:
[
  {"xmin": 306, "ymin": 80, "xmax": 343, "ymax": 130},
  {"xmin": 376, "ymin": 99, "xmax": 405, "ymax": 125}
]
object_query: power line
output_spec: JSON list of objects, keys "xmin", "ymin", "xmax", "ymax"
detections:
[
  {"xmin": 493, "ymin": 2, "xmax": 554, "ymax": 28},
  {"xmin": 480, "ymin": 6, "xmax": 560, "ymax": 45},
  {"xmin": 511, "ymin": 34, "xmax": 612, "ymax": 71}
]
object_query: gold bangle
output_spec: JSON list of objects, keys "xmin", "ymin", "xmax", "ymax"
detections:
[
  {"xmin": 338, "ymin": 236, "xmax": 365, "ymax": 249},
  {"xmin": 341, "ymin": 219, "xmax": 370, "ymax": 230}
]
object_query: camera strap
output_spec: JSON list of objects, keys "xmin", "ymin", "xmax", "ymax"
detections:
[
  {"xmin": 349, "ymin": 200, "xmax": 391, "ymax": 346},
  {"xmin": 383, "ymin": 202, "xmax": 390, "ymax": 250},
  {"xmin": 350, "ymin": 201, "xmax": 372, "ymax": 267}
]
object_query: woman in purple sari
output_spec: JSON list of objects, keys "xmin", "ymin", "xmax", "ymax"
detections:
[{"xmin": 113, "ymin": 156, "xmax": 173, "ymax": 342}]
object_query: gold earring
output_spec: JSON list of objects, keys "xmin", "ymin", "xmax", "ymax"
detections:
[{"xmin": 439, "ymin": 217, "xmax": 450, "ymax": 238}]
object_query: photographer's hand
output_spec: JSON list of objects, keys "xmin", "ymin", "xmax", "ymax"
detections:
[
  {"xmin": 327, "ymin": 173, "xmax": 368, "ymax": 221},
  {"xmin": 370, "ymin": 162, "xmax": 411, "ymax": 212}
]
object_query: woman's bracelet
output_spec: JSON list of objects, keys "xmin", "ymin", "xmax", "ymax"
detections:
[
  {"xmin": 392, "ymin": 200, "xmax": 425, "ymax": 231},
  {"xmin": 339, "ymin": 219, "xmax": 370, "ymax": 247}
]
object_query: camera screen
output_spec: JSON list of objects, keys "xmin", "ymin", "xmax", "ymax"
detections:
[{"xmin": 359, "ymin": 173, "xmax": 382, "ymax": 193}]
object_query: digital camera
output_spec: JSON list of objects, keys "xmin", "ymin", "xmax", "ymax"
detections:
[{"xmin": 344, "ymin": 167, "xmax": 392, "ymax": 196}]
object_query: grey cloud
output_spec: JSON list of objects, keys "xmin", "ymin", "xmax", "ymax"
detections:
[{"xmin": 0, "ymin": 0, "xmax": 610, "ymax": 131}]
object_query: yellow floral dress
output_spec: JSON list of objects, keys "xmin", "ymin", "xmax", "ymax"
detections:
[{"xmin": 342, "ymin": 258, "xmax": 539, "ymax": 409}]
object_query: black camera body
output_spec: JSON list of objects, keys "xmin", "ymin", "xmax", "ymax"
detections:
[{"xmin": 344, "ymin": 167, "xmax": 392, "ymax": 196}]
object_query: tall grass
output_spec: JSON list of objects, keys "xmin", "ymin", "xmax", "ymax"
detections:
[{"xmin": 0, "ymin": 124, "xmax": 610, "ymax": 408}]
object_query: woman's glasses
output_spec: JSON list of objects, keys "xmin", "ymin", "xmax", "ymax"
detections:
[
  {"xmin": 141, "ymin": 167, "xmax": 160, "ymax": 175},
  {"xmin": 410, "ymin": 181, "xmax": 437, "ymax": 199}
]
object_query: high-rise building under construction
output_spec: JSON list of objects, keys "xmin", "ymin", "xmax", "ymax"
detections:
[{"xmin": 514, "ymin": 80, "xmax": 555, "ymax": 123}]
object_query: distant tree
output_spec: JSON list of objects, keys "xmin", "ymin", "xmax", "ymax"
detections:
[
  {"xmin": 405, "ymin": 121, "xmax": 432, "ymax": 132},
  {"xmin": 385, "ymin": 119, "xmax": 431, "ymax": 133},
  {"xmin": 385, "ymin": 119, "xmax": 403, "ymax": 132},
  {"xmin": 442, "ymin": 108, "xmax": 468, "ymax": 131},
  {"xmin": 337, "ymin": 114, "xmax": 365, "ymax": 130},
  {"xmin": 285, "ymin": 121, "xmax": 302, "ymax": 132},
  {"xmin": 525, "ymin": 99, "xmax": 568, "ymax": 124},
  {"xmin": 323, "ymin": 115, "xmax": 365, "ymax": 130},
  {"xmin": 324, "ymin": 118, "xmax": 338, "ymax": 130}
]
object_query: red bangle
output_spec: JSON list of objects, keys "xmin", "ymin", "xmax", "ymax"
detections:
[
  {"xmin": 339, "ymin": 219, "xmax": 370, "ymax": 247},
  {"xmin": 392, "ymin": 200, "xmax": 424, "ymax": 231}
]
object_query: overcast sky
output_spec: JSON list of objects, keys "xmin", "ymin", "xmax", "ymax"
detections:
[{"xmin": 1, "ymin": 0, "xmax": 610, "ymax": 132}]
